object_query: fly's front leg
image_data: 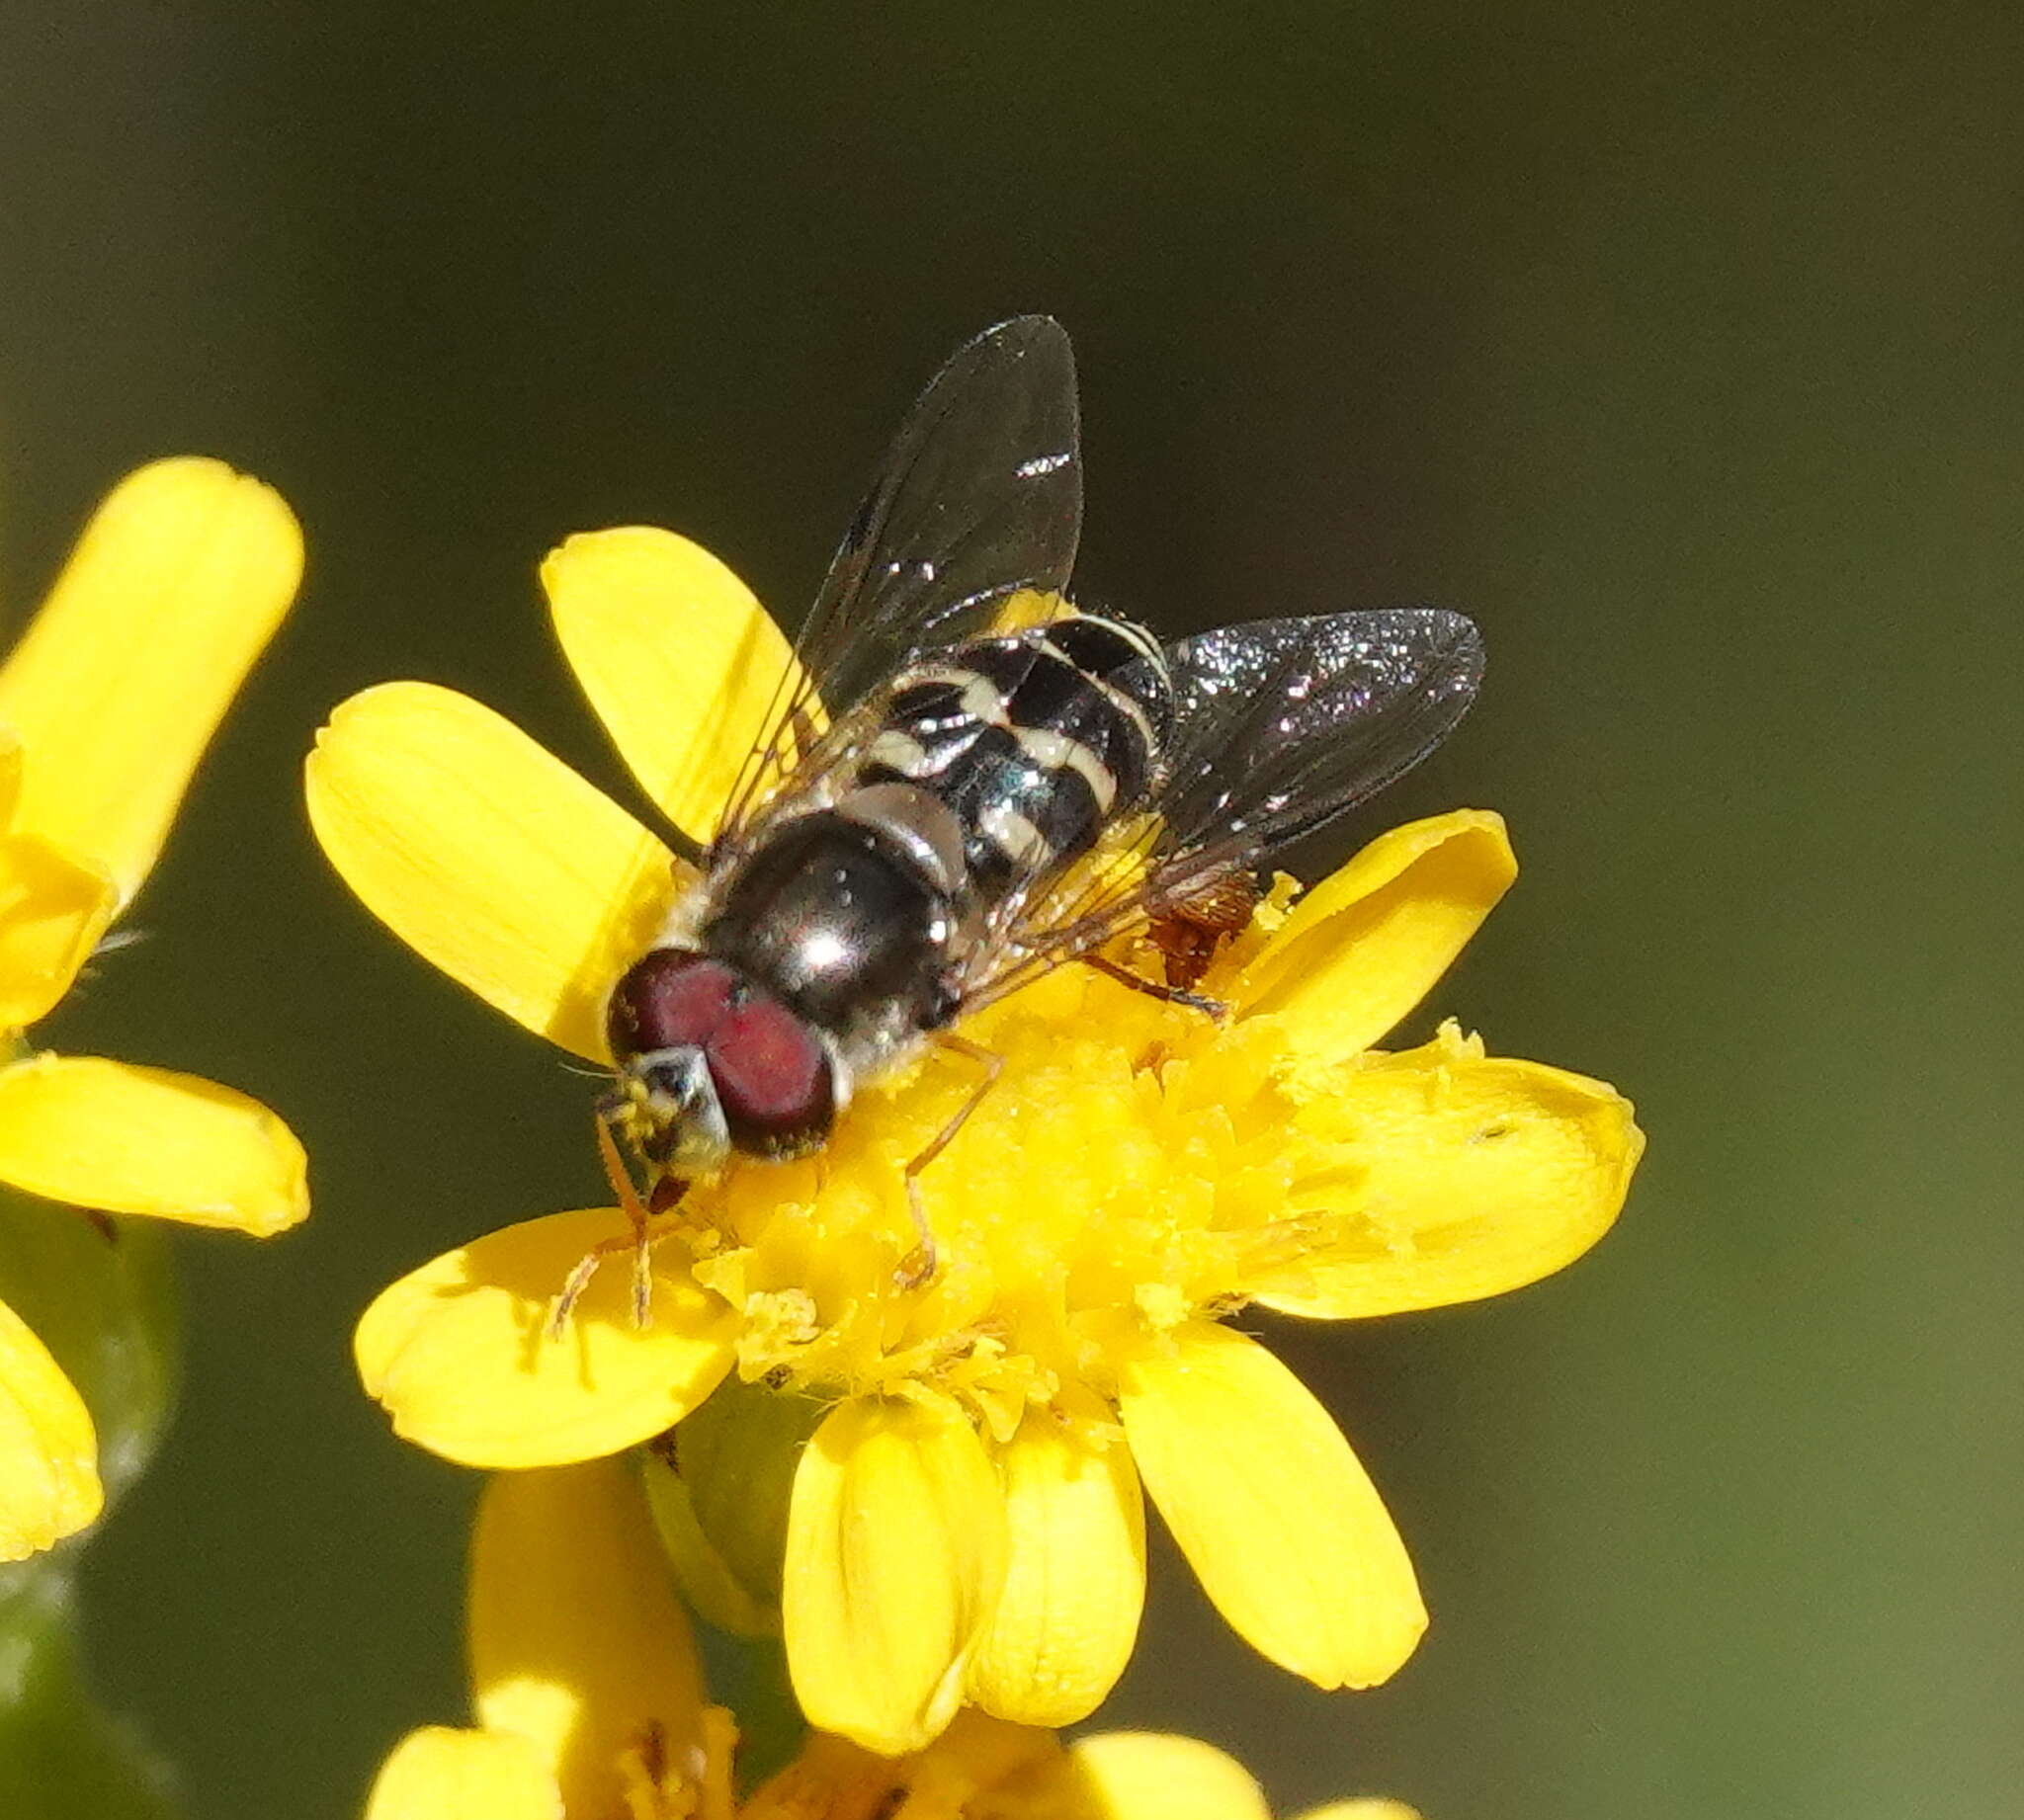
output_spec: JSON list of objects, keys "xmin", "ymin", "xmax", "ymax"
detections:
[
  {"xmin": 550, "ymin": 1099, "xmax": 689, "ymax": 1337},
  {"xmin": 898, "ymin": 1032, "xmax": 1004, "ymax": 1288}
]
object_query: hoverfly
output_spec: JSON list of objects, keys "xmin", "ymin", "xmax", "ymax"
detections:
[{"xmin": 573, "ymin": 317, "xmax": 1482, "ymax": 1319}]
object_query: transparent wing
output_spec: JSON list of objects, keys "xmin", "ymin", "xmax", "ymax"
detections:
[
  {"xmin": 958, "ymin": 607, "xmax": 1485, "ymax": 1007},
  {"xmin": 712, "ymin": 315, "xmax": 1082, "ymax": 855}
]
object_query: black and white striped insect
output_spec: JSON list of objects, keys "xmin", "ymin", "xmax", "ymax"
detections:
[{"xmin": 587, "ymin": 316, "xmax": 1483, "ymax": 1302}]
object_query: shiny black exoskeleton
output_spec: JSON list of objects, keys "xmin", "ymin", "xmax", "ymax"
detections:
[{"xmin": 702, "ymin": 809, "xmax": 958, "ymax": 1037}]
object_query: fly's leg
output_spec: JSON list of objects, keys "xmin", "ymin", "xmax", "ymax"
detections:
[
  {"xmin": 1081, "ymin": 952, "xmax": 1228, "ymax": 1022},
  {"xmin": 549, "ymin": 1103, "xmax": 688, "ymax": 1337},
  {"xmin": 787, "ymin": 701, "xmax": 823, "ymax": 767},
  {"xmin": 898, "ymin": 1032, "xmax": 1004, "ymax": 1288}
]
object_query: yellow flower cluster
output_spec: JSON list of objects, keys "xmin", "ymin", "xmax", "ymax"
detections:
[
  {"xmin": 309, "ymin": 527, "xmax": 1643, "ymax": 1756},
  {"xmin": 364, "ymin": 1458, "xmax": 1421, "ymax": 1820},
  {"xmin": 0, "ymin": 460, "xmax": 309, "ymax": 1561},
  {"xmin": 0, "ymin": 370, "xmax": 1640, "ymax": 1820}
]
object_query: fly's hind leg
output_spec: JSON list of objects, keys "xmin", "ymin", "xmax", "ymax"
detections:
[
  {"xmin": 549, "ymin": 1102, "xmax": 689, "ymax": 1337},
  {"xmin": 898, "ymin": 1032, "xmax": 1004, "ymax": 1289}
]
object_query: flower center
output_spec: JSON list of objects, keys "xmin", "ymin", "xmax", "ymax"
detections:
[{"xmin": 679, "ymin": 908, "xmax": 1327, "ymax": 1439}]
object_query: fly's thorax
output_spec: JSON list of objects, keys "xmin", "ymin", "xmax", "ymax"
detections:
[{"xmin": 699, "ymin": 807, "xmax": 960, "ymax": 1047}]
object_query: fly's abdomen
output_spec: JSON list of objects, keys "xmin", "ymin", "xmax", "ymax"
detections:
[{"xmin": 858, "ymin": 614, "xmax": 1172, "ymax": 895}]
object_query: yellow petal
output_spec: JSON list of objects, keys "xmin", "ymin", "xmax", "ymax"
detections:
[
  {"xmin": 544, "ymin": 529, "xmax": 807, "ymax": 844},
  {"xmin": 1063, "ymin": 1733, "xmax": 1271, "ymax": 1820},
  {"xmin": 364, "ymin": 1727, "xmax": 561, "ymax": 1820},
  {"xmin": 1294, "ymin": 1804, "xmax": 1423, "ymax": 1820},
  {"xmin": 741, "ymin": 1733, "xmax": 902, "ymax": 1820},
  {"xmin": 0, "ymin": 825, "xmax": 116, "ymax": 1031},
  {"xmin": 0, "ymin": 1053, "xmax": 306, "ymax": 1234},
  {"xmin": 744, "ymin": 1716, "xmax": 1057, "ymax": 1820},
  {"xmin": 783, "ymin": 1394, "xmax": 1007, "ymax": 1755},
  {"xmin": 354, "ymin": 1206, "xmax": 735, "ymax": 1468},
  {"xmin": 0, "ymin": 1295, "xmax": 102, "ymax": 1561},
  {"xmin": 0, "ymin": 726, "xmax": 18, "ymax": 823},
  {"xmin": 470, "ymin": 1459, "xmax": 707, "ymax": 1817},
  {"xmin": 0, "ymin": 458, "xmax": 299, "ymax": 902},
  {"xmin": 968, "ymin": 1406, "xmax": 1145, "ymax": 1727},
  {"xmin": 1119, "ymin": 1323, "xmax": 1425, "ymax": 1690},
  {"xmin": 1233, "ymin": 810, "xmax": 1515, "ymax": 1057},
  {"xmin": 305, "ymin": 681, "xmax": 680, "ymax": 1061},
  {"xmin": 1258, "ymin": 1024, "xmax": 1642, "ymax": 1319}
]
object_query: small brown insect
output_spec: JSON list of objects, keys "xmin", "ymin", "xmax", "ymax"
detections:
[{"xmin": 1149, "ymin": 870, "xmax": 1265, "ymax": 991}]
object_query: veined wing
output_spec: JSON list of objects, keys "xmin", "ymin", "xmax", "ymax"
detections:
[
  {"xmin": 712, "ymin": 316, "xmax": 1082, "ymax": 857},
  {"xmin": 955, "ymin": 607, "xmax": 1485, "ymax": 1006}
]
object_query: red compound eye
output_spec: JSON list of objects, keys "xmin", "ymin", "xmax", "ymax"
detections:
[
  {"xmin": 607, "ymin": 951, "xmax": 737, "ymax": 1059},
  {"xmin": 706, "ymin": 996, "xmax": 835, "ymax": 1157}
]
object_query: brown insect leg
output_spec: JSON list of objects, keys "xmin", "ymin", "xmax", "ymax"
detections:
[
  {"xmin": 786, "ymin": 701, "xmax": 822, "ymax": 764},
  {"xmin": 1081, "ymin": 951, "xmax": 1228, "ymax": 1022}
]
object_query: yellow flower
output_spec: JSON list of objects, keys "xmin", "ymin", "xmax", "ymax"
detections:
[
  {"xmin": 311, "ymin": 528, "xmax": 1643, "ymax": 1753},
  {"xmin": 363, "ymin": 1457, "xmax": 1422, "ymax": 1820},
  {"xmin": 0, "ymin": 459, "xmax": 308, "ymax": 1560}
]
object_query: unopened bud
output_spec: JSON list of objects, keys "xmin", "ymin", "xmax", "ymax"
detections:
[{"xmin": 639, "ymin": 1374, "xmax": 822, "ymax": 1638}]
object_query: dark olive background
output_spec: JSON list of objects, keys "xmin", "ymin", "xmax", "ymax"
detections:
[{"xmin": 0, "ymin": 6, "xmax": 2017, "ymax": 1817}]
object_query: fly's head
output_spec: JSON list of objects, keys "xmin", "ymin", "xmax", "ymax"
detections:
[{"xmin": 605, "ymin": 948, "xmax": 839, "ymax": 1170}]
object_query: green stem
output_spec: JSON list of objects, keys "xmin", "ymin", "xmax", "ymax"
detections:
[{"xmin": 0, "ymin": 1566, "xmax": 181, "ymax": 1820}]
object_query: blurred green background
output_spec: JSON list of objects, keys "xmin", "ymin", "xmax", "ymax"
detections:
[{"xmin": 1, "ymin": 5, "xmax": 2017, "ymax": 1816}]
